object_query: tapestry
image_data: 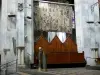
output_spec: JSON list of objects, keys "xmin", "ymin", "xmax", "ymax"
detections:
[{"xmin": 34, "ymin": 2, "xmax": 73, "ymax": 33}]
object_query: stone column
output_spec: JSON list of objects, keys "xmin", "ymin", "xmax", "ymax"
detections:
[
  {"xmin": 16, "ymin": 0, "xmax": 25, "ymax": 67},
  {"xmin": 95, "ymin": 50, "xmax": 98, "ymax": 58},
  {"xmin": 17, "ymin": 47, "xmax": 25, "ymax": 67},
  {"xmin": 21, "ymin": 49, "xmax": 25, "ymax": 65},
  {"xmin": 18, "ymin": 49, "xmax": 21, "ymax": 65}
]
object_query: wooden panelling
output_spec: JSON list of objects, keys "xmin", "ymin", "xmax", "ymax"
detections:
[
  {"xmin": 47, "ymin": 52, "xmax": 70, "ymax": 64},
  {"xmin": 64, "ymin": 36, "xmax": 77, "ymax": 52},
  {"xmin": 34, "ymin": 35, "xmax": 48, "ymax": 54},
  {"xmin": 47, "ymin": 52, "xmax": 84, "ymax": 64},
  {"xmin": 70, "ymin": 52, "xmax": 85, "ymax": 63},
  {"xmin": 48, "ymin": 36, "xmax": 65, "ymax": 52},
  {"xmin": 34, "ymin": 35, "xmax": 85, "ymax": 64}
]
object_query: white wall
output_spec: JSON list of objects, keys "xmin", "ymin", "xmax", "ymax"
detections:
[
  {"xmin": 75, "ymin": 0, "xmax": 100, "ymax": 66},
  {"xmin": 0, "ymin": 0, "xmax": 34, "ymax": 70}
]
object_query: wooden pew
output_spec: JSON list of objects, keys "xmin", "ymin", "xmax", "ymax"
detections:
[{"xmin": 34, "ymin": 35, "xmax": 85, "ymax": 64}]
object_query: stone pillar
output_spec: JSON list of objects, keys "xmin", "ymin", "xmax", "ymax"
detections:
[
  {"xmin": 95, "ymin": 51, "xmax": 98, "ymax": 58},
  {"xmin": 17, "ymin": 47, "xmax": 25, "ymax": 67},
  {"xmin": 25, "ymin": 0, "xmax": 34, "ymax": 64},
  {"xmin": 16, "ymin": 0, "xmax": 25, "ymax": 67},
  {"xmin": 21, "ymin": 49, "xmax": 25, "ymax": 65},
  {"xmin": 18, "ymin": 49, "xmax": 21, "ymax": 65}
]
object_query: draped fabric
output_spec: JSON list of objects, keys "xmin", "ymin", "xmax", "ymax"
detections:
[
  {"xmin": 34, "ymin": 2, "xmax": 73, "ymax": 33},
  {"xmin": 48, "ymin": 32, "xmax": 66, "ymax": 43}
]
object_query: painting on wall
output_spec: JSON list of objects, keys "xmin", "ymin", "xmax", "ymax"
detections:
[{"xmin": 34, "ymin": 2, "xmax": 73, "ymax": 33}]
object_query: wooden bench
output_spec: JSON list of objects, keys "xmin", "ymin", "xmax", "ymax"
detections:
[
  {"xmin": 34, "ymin": 35, "xmax": 85, "ymax": 64},
  {"xmin": 46, "ymin": 52, "xmax": 85, "ymax": 64}
]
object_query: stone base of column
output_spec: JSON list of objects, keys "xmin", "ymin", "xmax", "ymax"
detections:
[
  {"xmin": 18, "ymin": 64, "xmax": 25, "ymax": 68},
  {"xmin": 38, "ymin": 67, "xmax": 42, "ymax": 72}
]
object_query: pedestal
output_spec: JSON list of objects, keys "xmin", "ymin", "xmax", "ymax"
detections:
[
  {"xmin": 18, "ymin": 49, "xmax": 21, "ymax": 65},
  {"xmin": 17, "ymin": 46, "xmax": 25, "ymax": 68},
  {"xmin": 21, "ymin": 50, "xmax": 24, "ymax": 65}
]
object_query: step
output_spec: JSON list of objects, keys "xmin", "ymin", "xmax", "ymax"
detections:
[{"xmin": 86, "ymin": 65, "xmax": 100, "ymax": 70}]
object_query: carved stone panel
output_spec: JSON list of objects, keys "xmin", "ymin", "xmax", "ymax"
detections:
[{"xmin": 34, "ymin": 2, "xmax": 73, "ymax": 33}]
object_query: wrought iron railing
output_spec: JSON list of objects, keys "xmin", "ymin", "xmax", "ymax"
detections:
[{"xmin": 0, "ymin": 59, "xmax": 18, "ymax": 75}]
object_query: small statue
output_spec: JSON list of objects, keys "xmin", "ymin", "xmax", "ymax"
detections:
[{"xmin": 38, "ymin": 47, "xmax": 43, "ymax": 71}]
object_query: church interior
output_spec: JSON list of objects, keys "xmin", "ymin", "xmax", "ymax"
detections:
[{"xmin": 33, "ymin": 0, "xmax": 86, "ymax": 68}]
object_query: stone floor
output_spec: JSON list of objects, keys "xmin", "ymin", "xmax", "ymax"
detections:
[
  {"xmin": 42, "ymin": 67, "xmax": 100, "ymax": 75},
  {"xmin": 19, "ymin": 67, "xmax": 100, "ymax": 75}
]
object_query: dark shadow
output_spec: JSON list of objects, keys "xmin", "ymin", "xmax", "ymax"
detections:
[
  {"xmin": 33, "ymin": 63, "xmax": 86, "ymax": 69},
  {"xmin": 47, "ymin": 63, "xmax": 86, "ymax": 68},
  {"xmin": 0, "ymin": 0, "xmax": 1, "ymax": 10}
]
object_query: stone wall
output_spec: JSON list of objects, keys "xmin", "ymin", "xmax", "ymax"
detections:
[
  {"xmin": 75, "ymin": 0, "xmax": 100, "ymax": 66},
  {"xmin": 0, "ymin": 0, "xmax": 33, "ymax": 73}
]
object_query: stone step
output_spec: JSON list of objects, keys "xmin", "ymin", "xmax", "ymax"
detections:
[{"xmin": 86, "ymin": 65, "xmax": 100, "ymax": 70}]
